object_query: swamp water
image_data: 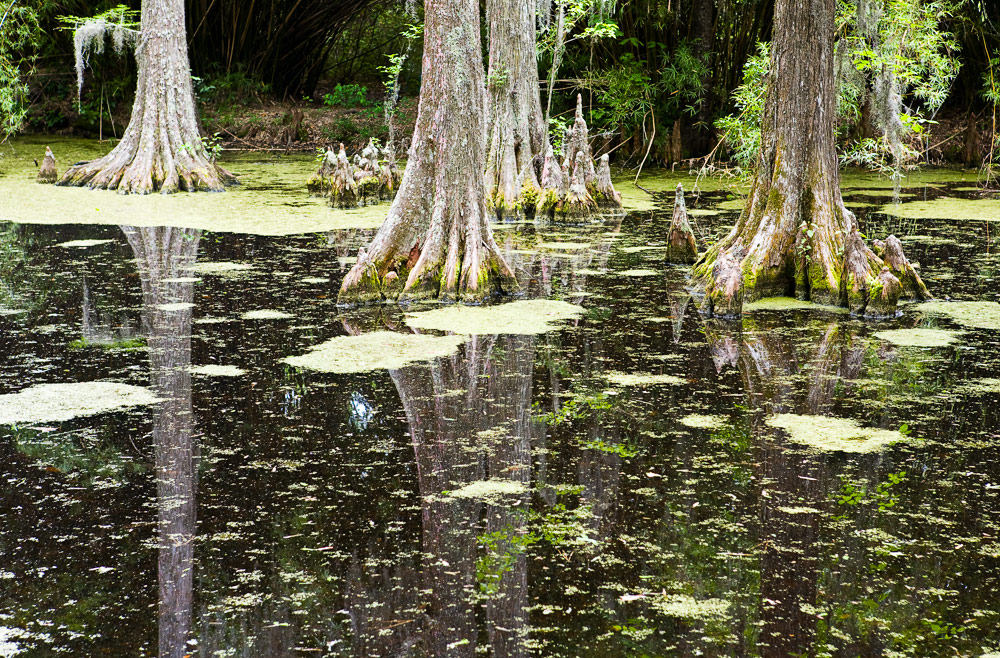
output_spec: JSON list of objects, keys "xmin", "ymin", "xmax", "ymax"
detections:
[{"xmin": 1, "ymin": 137, "xmax": 1000, "ymax": 657}]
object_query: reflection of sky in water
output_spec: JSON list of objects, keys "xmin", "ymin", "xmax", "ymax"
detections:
[
  {"xmin": 349, "ymin": 391, "xmax": 375, "ymax": 430},
  {"xmin": 0, "ymin": 141, "xmax": 999, "ymax": 657}
]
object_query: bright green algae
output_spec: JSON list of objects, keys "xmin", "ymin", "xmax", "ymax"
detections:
[
  {"xmin": 874, "ymin": 328, "xmax": 962, "ymax": 347},
  {"xmin": 766, "ymin": 414, "xmax": 905, "ymax": 453},
  {"xmin": 0, "ymin": 137, "xmax": 387, "ymax": 235},
  {"xmin": 404, "ymin": 299, "xmax": 585, "ymax": 335}
]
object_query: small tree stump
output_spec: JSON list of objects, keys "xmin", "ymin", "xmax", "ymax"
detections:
[
  {"xmin": 594, "ymin": 154, "xmax": 622, "ymax": 208},
  {"xmin": 562, "ymin": 151, "xmax": 598, "ymax": 219},
  {"xmin": 329, "ymin": 144, "xmax": 360, "ymax": 209},
  {"xmin": 665, "ymin": 183, "xmax": 698, "ymax": 264},
  {"xmin": 866, "ymin": 266, "xmax": 902, "ymax": 318},
  {"xmin": 37, "ymin": 147, "xmax": 58, "ymax": 184},
  {"xmin": 882, "ymin": 235, "xmax": 930, "ymax": 300},
  {"xmin": 307, "ymin": 148, "xmax": 336, "ymax": 196}
]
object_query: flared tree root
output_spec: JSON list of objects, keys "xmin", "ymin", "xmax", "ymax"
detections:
[
  {"xmin": 665, "ymin": 183, "xmax": 698, "ymax": 264},
  {"xmin": 37, "ymin": 147, "xmax": 58, "ymax": 184},
  {"xmin": 339, "ymin": 232, "xmax": 518, "ymax": 305},
  {"xmin": 696, "ymin": 223, "xmax": 928, "ymax": 319},
  {"xmin": 59, "ymin": 149, "xmax": 235, "ymax": 194}
]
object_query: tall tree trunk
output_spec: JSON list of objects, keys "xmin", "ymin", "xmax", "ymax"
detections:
[
  {"xmin": 339, "ymin": 0, "xmax": 517, "ymax": 303},
  {"xmin": 692, "ymin": 0, "xmax": 925, "ymax": 318},
  {"xmin": 484, "ymin": 0, "xmax": 548, "ymax": 216},
  {"xmin": 59, "ymin": 0, "xmax": 234, "ymax": 194}
]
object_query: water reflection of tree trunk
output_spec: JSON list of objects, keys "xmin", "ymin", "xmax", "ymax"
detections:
[
  {"xmin": 382, "ymin": 333, "xmax": 536, "ymax": 657},
  {"xmin": 707, "ymin": 321, "xmax": 864, "ymax": 656},
  {"xmin": 123, "ymin": 226, "xmax": 200, "ymax": 658}
]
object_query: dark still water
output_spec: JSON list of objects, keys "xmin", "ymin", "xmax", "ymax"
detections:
[{"xmin": 1, "ymin": 150, "xmax": 1000, "ymax": 657}]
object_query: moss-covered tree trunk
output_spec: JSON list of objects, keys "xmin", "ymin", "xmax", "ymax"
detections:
[
  {"xmin": 59, "ymin": 0, "xmax": 234, "ymax": 194},
  {"xmin": 339, "ymin": 0, "xmax": 517, "ymax": 303},
  {"xmin": 693, "ymin": 0, "xmax": 914, "ymax": 317},
  {"xmin": 484, "ymin": 0, "xmax": 547, "ymax": 216}
]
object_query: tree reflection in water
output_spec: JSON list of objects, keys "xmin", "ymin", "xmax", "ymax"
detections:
[
  {"xmin": 123, "ymin": 226, "xmax": 200, "ymax": 658},
  {"xmin": 340, "ymin": 316, "xmax": 536, "ymax": 657},
  {"xmin": 707, "ymin": 319, "xmax": 867, "ymax": 656}
]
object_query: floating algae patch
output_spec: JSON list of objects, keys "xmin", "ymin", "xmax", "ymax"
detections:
[
  {"xmin": 54, "ymin": 239, "xmax": 113, "ymax": 248},
  {"xmin": 189, "ymin": 365, "xmax": 246, "ymax": 377},
  {"xmin": 743, "ymin": 296, "xmax": 847, "ymax": 313},
  {"xmin": 241, "ymin": 309, "xmax": 293, "ymax": 321},
  {"xmin": 618, "ymin": 269, "xmax": 659, "ymax": 277},
  {"xmin": 161, "ymin": 276, "xmax": 201, "ymax": 284},
  {"xmin": 405, "ymin": 299, "xmax": 585, "ymax": 336},
  {"xmin": 194, "ymin": 316, "xmax": 231, "ymax": 325},
  {"xmin": 157, "ymin": 302, "xmax": 194, "ymax": 312},
  {"xmin": 575, "ymin": 268, "xmax": 605, "ymax": 276},
  {"xmin": 301, "ymin": 277, "xmax": 329, "ymax": 284},
  {"xmin": 841, "ymin": 167, "xmax": 978, "ymax": 189},
  {"xmin": 880, "ymin": 197, "xmax": 1000, "ymax": 222},
  {"xmin": 192, "ymin": 261, "xmax": 254, "ymax": 276},
  {"xmin": 607, "ymin": 372, "xmax": 684, "ymax": 387},
  {"xmin": 766, "ymin": 414, "xmax": 904, "ymax": 453},
  {"xmin": 717, "ymin": 198, "xmax": 745, "ymax": 210},
  {"xmin": 0, "ymin": 138, "xmax": 388, "ymax": 235},
  {"xmin": 777, "ymin": 506, "xmax": 822, "ymax": 515},
  {"xmin": 957, "ymin": 378, "xmax": 1000, "ymax": 395},
  {"xmin": 282, "ymin": 331, "xmax": 466, "ymax": 374},
  {"xmin": 920, "ymin": 301, "xmax": 1000, "ymax": 330},
  {"xmin": 650, "ymin": 594, "xmax": 731, "ymax": 621},
  {"xmin": 874, "ymin": 328, "xmax": 962, "ymax": 348},
  {"xmin": 680, "ymin": 414, "xmax": 727, "ymax": 429},
  {"xmin": 0, "ymin": 382, "xmax": 161, "ymax": 425},
  {"xmin": 536, "ymin": 242, "xmax": 590, "ymax": 251},
  {"xmin": 445, "ymin": 479, "xmax": 527, "ymax": 502},
  {"xmin": 621, "ymin": 245, "xmax": 665, "ymax": 254}
]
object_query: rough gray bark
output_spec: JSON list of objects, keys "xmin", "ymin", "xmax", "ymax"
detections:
[
  {"xmin": 339, "ymin": 0, "xmax": 516, "ymax": 303},
  {"xmin": 484, "ymin": 0, "xmax": 548, "ymax": 216},
  {"xmin": 59, "ymin": 0, "xmax": 234, "ymax": 194},
  {"xmin": 692, "ymin": 0, "xmax": 925, "ymax": 318}
]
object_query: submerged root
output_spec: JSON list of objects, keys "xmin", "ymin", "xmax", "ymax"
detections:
[
  {"xmin": 666, "ymin": 183, "xmax": 698, "ymax": 264},
  {"xmin": 37, "ymin": 147, "xmax": 58, "ymax": 184}
]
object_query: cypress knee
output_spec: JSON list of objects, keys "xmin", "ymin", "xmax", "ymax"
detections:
[
  {"xmin": 37, "ymin": 147, "xmax": 58, "ymax": 184},
  {"xmin": 666, "ymin": 183, "xmax": 698, "ymax": 264}
]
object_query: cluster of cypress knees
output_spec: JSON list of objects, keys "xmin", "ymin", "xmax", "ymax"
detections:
[
  {"xmin": 306, "ymin": 95, "xmax": 625, "ymax": 220},
  {"xmin": 306, "ymin": 138, "xmax": 402, "ymax": 208}
]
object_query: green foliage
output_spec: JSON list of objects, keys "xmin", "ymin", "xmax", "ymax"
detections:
[
  {"xmin": 535, "ymin": 391, "xmax": 613, "ymax": 425},
  {"xmin": 194, "ymin": 67, "xmax": 271, "ymax": 105},
  {"xmin": 323, "ymin": 83, "xmax": 368, "ymax": 108},
  {"xmin": 714, "ymin": 42, "xmax": 769, "ymax": 170},
  {"xmin": 583, "ymin": 41, "xmax": 706, "ymax": 148},
  {"xmin": 0, "ymin": 0, "xmax": 40, "ymax": 139},
  {"xmin": 834, "ymin": 470, "xmax": 907, "ymax": 519}
]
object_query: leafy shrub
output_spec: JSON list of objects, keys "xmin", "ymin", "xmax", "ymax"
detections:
[{"xmin": 323, "ymin": 84, "xmax": 368, "ymax": 108}]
